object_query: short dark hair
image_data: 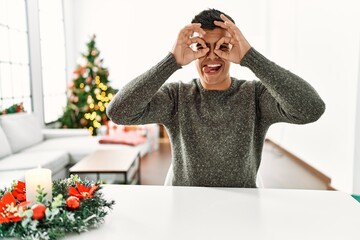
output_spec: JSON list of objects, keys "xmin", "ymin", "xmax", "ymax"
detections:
[{"xmin": 191, "ymin": 8, "xmax": 235, "ymax": 30}]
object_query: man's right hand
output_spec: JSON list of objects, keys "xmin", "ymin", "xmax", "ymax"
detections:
[{"xmin": 171, "ymin": 23, "xmax": 209, "ymax": 66}]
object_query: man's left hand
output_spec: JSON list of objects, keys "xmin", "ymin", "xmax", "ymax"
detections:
[{"xmin": 214, "ymin": 14, "xmax": 251, "ymax": 64}]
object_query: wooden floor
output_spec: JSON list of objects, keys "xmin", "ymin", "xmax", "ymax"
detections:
[
  {"xmin": 140, "ymin": 141, "xmax": 172, "ymax": 185},
  {"xmin": 140, "ymin": 140, "xmax": 330, "ymax": 190}
]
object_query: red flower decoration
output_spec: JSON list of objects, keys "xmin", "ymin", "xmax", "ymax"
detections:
[
  {"xmin": 68, "ymin": 182, "xmax": 98, "ymax": 200},
  {"xmin": 0, "ymin": 192, "xmax": 29, "ymax": 224},
  {"xmin": 66, "ymin": 196, "xmax": 80, "ymax": 210},
  {"xmin": 11, "ymin": 181, "xmax": 26, "ymax": 202}
]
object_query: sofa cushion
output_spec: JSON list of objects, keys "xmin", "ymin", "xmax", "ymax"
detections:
[
  {"xmin": 0, "ymin": 150, "xmax": 69, "ymax": 174},
  {"xmin": 0, "ymin": 125, "xmax": 12, "ymax": 158},
  {"xmin": 0, "ymin": 113, "xmax": 44, "ymax": 153},
  {"xmin": 23, "ymin": 136, "xmax": 146, "ymax": 164}
]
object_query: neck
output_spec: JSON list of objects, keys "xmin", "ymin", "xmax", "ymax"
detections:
[{"xmin": 200, "ymin": 77, "xmax": 232, "ymax": 91}]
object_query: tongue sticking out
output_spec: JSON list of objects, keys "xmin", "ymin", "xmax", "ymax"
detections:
[{"xmin": 203, "ymin": 66, "xmax": 221, "ymax": 73}]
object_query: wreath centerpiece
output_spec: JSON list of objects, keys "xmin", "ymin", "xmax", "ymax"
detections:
[{"xmin": 0, "ymin": 175, "xmax": 115, "ymax": 240}]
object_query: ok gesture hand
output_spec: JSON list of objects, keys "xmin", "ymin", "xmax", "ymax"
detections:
[
  {"xmin": 213, "ymin": 14, "xmax": 251, "ymax": 64},
  {"xmin": 171, "ymin": 23, "xmax": 209, "ymax": 66}
]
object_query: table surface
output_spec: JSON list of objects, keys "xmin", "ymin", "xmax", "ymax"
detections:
[
  {"xmin": 68, "ymin": 185, "xmax": 360, "ymax": 240},
  {"xmin": 69, "ymin": 149, "xmax": 139, "ymax": 173}
]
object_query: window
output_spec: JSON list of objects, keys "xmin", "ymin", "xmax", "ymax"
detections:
[
  {"xmin": 38, "ymin": 0, "xmax": 67, "ymax": 123},
  {"xmin": 0, "ymin": 0, "xmax": 32, "ymax": 112}
]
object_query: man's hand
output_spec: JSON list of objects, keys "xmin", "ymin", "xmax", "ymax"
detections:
[
  {"xmin": 214, "ymin": 14, "xmax": 251, "ymax": 64},
  {"xmin": 171, "ymin": 23, "xmax": 209, "ymax": 66}
]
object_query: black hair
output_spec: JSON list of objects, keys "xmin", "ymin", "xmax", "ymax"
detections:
[{"xmin": 191, "ymin": 8, "xmax": 235, "ymax": 30}]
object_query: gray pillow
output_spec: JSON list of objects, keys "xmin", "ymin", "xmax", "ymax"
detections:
[
  {"xmin": 0, "ymin": 126, "xmax": 12, "ymax": 158},
  {"xmin": 0, "ymin": 113, "xmax": 44, "ymax": 153}
]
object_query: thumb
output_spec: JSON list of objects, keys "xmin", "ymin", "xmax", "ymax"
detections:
[
  {"xmin": 214, "ymin": 49, "xmax": 228, "ymax": 60},
  {"xmin": 194, "ymin": 48, "xmax": 209, "ymax": 59}
]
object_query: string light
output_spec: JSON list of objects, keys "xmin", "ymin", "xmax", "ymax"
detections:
[
  {"xmin": 95, "ymin": 76, "xmax": 100, "ymax": 84},
  {"xmin": 93, "ymin": 120, "xmax": 101, "ymax": 128},
  {"xmin": 80, "ymin": 83, "xmax": 84, "ymax": 88},
  {"xmin": 90, "ymin": 112, "xmax": 96, "ymax": 120},
  {"xmin": 87, "ymin": 95, "xmax": 94, "ymax": 104}
]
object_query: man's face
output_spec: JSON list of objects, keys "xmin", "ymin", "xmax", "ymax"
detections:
[{"xmin": 195, "ymin": 28, "xmax": 232, "ymax": 90}]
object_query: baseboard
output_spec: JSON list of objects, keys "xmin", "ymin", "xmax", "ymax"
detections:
[{"xmin": 265, "ymin": 139, "xmax": 335, "ymax": 190}]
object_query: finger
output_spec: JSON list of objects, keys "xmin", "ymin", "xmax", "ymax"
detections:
[
  {"xmin": 194, "ymin": 37, "xmax": 207, "ymax": 49},
  {"xmin": 214, "ymin": 49, "xmax": 228, "ymax": 59},
  {"xmin": 213, "ymin": 20, "xmax": 237, "ymax": 36},
  {"xmin": 214, "ymin": 20, "xmax": 226, "ymax": 29},
  {"xmin": 179, "ymin": 29, "xmax": 206, "ymax": 42},
  {"xmin": 220, "ymin": 14, "xmax": 233, "ymax": 24},
  {"xmin": 213, "ymin": 22, "xmax": 240, "ymax": 43},
  {"xmin": 189, "ymin": 38, "xmax": 208, "ymax": 53},
  {"xmin": 186, "ymin": 36, "xmax": 207, "ymax": 48},
  {"xmin": 194, "ymin": 48, "xmax": 210, "ymax": 59},
  {"xmin": 178, "ymin": 23, "xmax": 205, "ymax": 39},
  {"xmin": 215, "ymin": 36, "xmax": 231, "ymax": 50},
  {"xmin": 214, "ymin": 15, "xmax": 235, "ymax": 28},
  {"xmin": 220, "ymin": 14, "xmax": 238, "ymax": 31},
  {"xmin": 183, "ymin": 23, "xmax": 206, "ymax": 36}
]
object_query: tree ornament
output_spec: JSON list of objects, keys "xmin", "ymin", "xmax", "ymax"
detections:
[
  {"xmin": 80, "ymin": 118, "xmax": 88, "ymax": 126},
  {"xmin": 31, "ymin": 203, "xmax": 46, "ymax": 220},
  {"xmin": 86, "ymin": 77, "xmax": 93, "ymax": 84},
  {"xmin": 66, "ymin": 196, "xmax": 80, "ymax": 210},
  {"xmin": 91, "ymin": 50, "xmax": 98, "ymax": 56}
]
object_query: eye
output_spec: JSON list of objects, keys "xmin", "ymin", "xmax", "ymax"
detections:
[
  {"xmin": 196, "ymin": 43, "xmax": 204, "ymax": 50},
  {"xmin": 220, "ymin": 44, "xmax": 230, "ymax": 51}
]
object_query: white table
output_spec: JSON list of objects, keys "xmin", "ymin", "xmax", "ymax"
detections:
[{"xmin": 69, "ymin": 185, "xmax": 360, "ymax": 240}]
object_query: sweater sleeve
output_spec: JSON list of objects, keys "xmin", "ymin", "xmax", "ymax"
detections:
[
  {"xmin": 240, "ymin": 48, "xmax": 326, "ymax": 124},
  {"xmin": 106, "ymin": 53, "xmax": 182, "ymax": 125}
]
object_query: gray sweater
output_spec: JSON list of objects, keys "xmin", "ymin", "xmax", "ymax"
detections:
[{"xmin": 106, "ymin": 48, "xmax": 325, "ymax": 188}]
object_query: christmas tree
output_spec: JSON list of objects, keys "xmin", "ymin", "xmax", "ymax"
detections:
[
  {"xmin": 58, "ymin": 35, "xmax": 117, "ymax": 136},
  {"xmin": 1, "ymin": 102, "xmax": 25, "ymax": 115}
]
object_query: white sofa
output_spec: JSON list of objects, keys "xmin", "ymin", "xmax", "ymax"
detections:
[{"xmin": 0, "ymin": 113, "xmax": 158, "ymax": 187}]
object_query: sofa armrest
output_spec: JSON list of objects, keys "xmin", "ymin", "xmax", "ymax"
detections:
[{"xmin": 42, "ymin": 129, "xmax": 90, "ymax": 140}]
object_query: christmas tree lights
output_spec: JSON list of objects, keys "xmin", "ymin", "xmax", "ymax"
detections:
[{"xmin": 58, "ymin": 35, "xmax": 117, "ymax": 136}]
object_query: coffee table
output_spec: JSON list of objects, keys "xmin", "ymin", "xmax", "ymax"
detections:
[{"xmin": 69, "ymin": 149, "xmax": 141, "ymax": 184}]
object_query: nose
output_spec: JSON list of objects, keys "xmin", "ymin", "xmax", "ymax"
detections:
[{"xmin": 206, "ymin": 46, "xmax": 218, "ymax": 60}]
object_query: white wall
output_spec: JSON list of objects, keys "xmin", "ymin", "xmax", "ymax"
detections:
[
  {"xmin": 67, "ymin": 0, "xmax": 269, "ymax": 88},
  {"xmin": 65, "ymin": 0, "xmax": 360, "ymax": 193},
  {"xmin": 265, "ymin": 0, "xmax": 360, "ymax": 193}
]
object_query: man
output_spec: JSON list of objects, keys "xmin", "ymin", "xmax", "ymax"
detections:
[{"xmin": 106, "ymin": 9, "xmax": 325, "ymax": 188}]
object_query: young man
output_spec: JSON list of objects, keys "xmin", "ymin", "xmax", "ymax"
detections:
[{"xmin": 106, "ymin": 9, "xmax": 325, "ymax": 188}]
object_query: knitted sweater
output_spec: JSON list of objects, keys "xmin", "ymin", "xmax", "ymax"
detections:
[{"xmin": 106, "ymin": 48, "xmax": 325, "ymax": 188}]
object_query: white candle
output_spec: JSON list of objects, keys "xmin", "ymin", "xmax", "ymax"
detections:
[{"xmin": 25, "ymin": 167, "xmax": 52, "ymax": 204}]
